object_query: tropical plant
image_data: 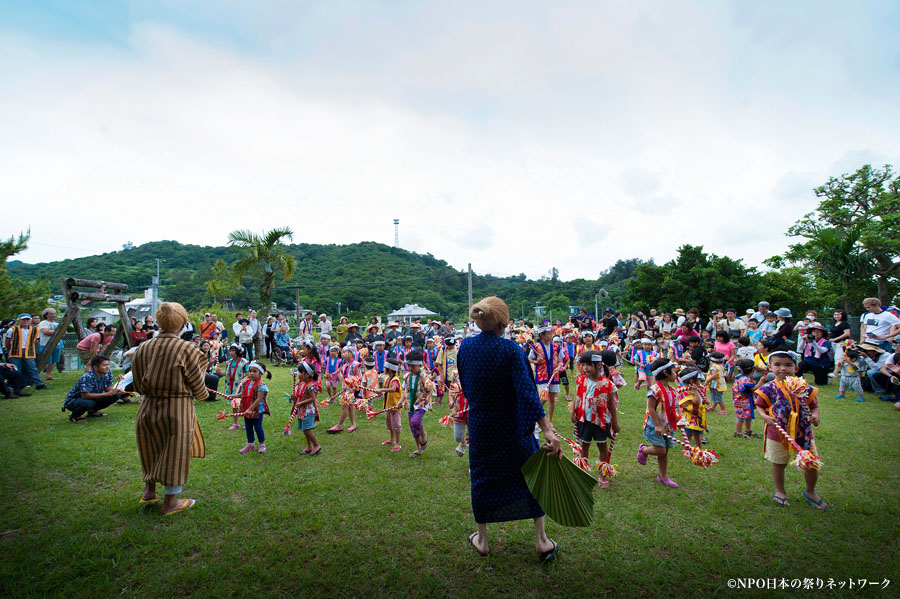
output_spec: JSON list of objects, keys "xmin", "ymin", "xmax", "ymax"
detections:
[
  {"xmin": 227, "ymin": 228, "xmax": 296, "ymax": 306},
  {"xmin": 205, "ymin": 259, "xmax": 242, "ymax": 304}
]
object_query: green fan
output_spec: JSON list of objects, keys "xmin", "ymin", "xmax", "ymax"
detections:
[{"xmin": 521, "ymin": 448, "xmax": 596, "ymax": 527}]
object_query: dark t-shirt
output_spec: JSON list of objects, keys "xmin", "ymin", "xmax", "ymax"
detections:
[
  {"xmin": 603, "ymin": 316, "xmax": 618, "ymax": 335},
  {"xmin": 828, "ymin": 321, "xmax": 849, "ymax": 340}
]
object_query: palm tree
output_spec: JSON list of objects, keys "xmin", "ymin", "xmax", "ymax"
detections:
[{"xmin": 227, "ymin": 228, "xmax": 296, "ymax": 307}]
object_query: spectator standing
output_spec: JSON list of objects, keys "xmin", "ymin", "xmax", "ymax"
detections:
[
  {"xmin": 198, "ymin": 313, "xmax": 217, "ymax": 340},
  {"xmin": 721, "ymin": 308, "xmax": 746, "ymax": 340},
  {"xmin": 4, "ymin": 313, "xmax": 48, "ymax": 390},
  {"xmin": 235, "ymin": 318, "xmax": 254, "ymax": 360},
  {"xmin": 37, "ymin": 308, "xmax": 62, "ymax": 381},
  {"xmin": 248, "ymin": 310, "xmax": 263, "ymax": 360},
  {"xmin": 143, "ymin": 315, "xmax": 159, "ymax": 339},
  {"xmin": 828, "ymin": 309, "xmax": 852, "ymax": 378},
  {"xmin": 319, "ymin": 314, "xmax": 332, "ymax": 338},
  {"xmin": 860, "ymin": 297, "xmax": 900, "ymax": 351}
]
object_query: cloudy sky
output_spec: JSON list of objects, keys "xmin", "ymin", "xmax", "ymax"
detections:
[{"xmin": 2, "ymin": 1, "xmax": 899, "ymax": 280}]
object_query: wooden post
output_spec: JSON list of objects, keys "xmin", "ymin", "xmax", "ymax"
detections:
[
  {"xmin": 64, "ymin": 278, "xmax": 128, "ymax": 291},
  {"xmin": 70, "ymin": 291, "xmax": 132, "ymax": 303},
  {"xmin": 117, "ymin": 301, "xmax": 133, "ymax": 349}
]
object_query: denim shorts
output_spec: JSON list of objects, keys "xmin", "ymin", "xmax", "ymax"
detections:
[
  {"xmin": 643, "ymin": 423, "xmax": 676, "ymax": 448},
  {"xmin": 300, "ymin": 412, "xmax": 316, "ymax": 431}
]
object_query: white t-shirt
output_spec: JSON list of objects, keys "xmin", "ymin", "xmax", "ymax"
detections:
[
  {"xmin": 862, "ymin": 310, "xmax": 899, "ymax": 340},
  {"xmin": 722, "ymin": 318, "xmax": 747, "ymax": 335},
  {"xmin": 38, "ymin": 319, "xmax": 59, "ymax": 341},
  {"xmin": 737, "ymin": 346, "xmax": 756, "ymax": 361},
  {"xmin": 319, "ymin": 320, "xmax": 332, "ymax": 335}
]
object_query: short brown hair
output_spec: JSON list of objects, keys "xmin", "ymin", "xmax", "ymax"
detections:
[{"xmin": 470, "ymin": 296, "xmax": 509, "ymax": 334}]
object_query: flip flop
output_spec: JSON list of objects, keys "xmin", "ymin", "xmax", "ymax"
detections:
[
  {"xmin": 300, "ymin": 448, "xmax": 311, "ymax": 454},
  {"xmin": 162, "ymin": 498, "xmax": 195, "ymax": 516},
  {"xmin": 468, "ymin": 532, "xmax": 489, "ymax": 556},
  {"xmin": 539, "ymin": 540, "xmax": 559, "ymax": 563},
  {"xmin": 87, "ymin": 412, "xmax": 108, "ymax": 418},
  {"xmin": 326, "ymin": 427, "xmax": 343, "ymax": 434},
  {"xmin": 802, "ymin": 491, "xmax": 828, "ymax": 511},
  {"xmin": 309, "ymin": 447, "xmax": 322, "ymax": 456},
  {"xmin": 346, "ymin": 426, "xmax": 357, "ymax": 433},
  {"xmin": 772, "ymin": 494, "xmax": 790, "ymax": 507},
  {"xmin": 139, "ymin": 495, "xmax": 159, "ymax": 505}
]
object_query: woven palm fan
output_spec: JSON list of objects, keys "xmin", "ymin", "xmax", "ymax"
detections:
[{"xmin": 521, "ymin": 448, "xmax": 596, "ymax": 527}]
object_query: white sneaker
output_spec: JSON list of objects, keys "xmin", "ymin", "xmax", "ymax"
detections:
[{"xmin": 828, "ymin": 373, "xmax": 837, "ymax": 379}]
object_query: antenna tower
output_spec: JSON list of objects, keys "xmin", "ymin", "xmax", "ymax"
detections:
[{"xmin": 393, "ymin": 219, "xmax": 400, "ymax": 247}]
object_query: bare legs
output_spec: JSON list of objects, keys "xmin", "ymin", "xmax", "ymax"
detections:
[{"xmin": 469, "ymin": 517, "xmax": 555, "ymax": 556}]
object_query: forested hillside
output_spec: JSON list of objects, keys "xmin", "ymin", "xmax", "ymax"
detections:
[{"xmin": 10, "ymin": 240, "xmax": 632, "ymax": 320}]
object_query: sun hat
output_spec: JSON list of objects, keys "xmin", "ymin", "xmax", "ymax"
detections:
[
  {"xmin": 746, "ymin": 309, "xmax": 755, "ymax": 315},
  {"xmin": 674, "ymin": 308, "xmax": 685, "ymax": 316},
  {"xmin": 857, "ymin": 342, "xmax": 884, "ymax": 354},
  {"xmin": 774, "ymin": 308, "xmax": 792, "ymax": 318},
  {"xmin": 807, "ymin": 322, "xmax": 826, "ymax": 331}
]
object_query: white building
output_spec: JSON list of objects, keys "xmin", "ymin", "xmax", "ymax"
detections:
[
  {"xmin": 125, "ymin": 288, "xmax": 164, "ymax": 322},
  {"xmin": 85, "ymin": 308, "xmax": 120, "ymax": 325},
  {"xmin": 387, "ymin": 303, "xmax": 439, "ymax": 324}
]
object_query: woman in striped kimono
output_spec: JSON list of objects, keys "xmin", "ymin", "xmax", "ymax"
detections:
[{"xmin": 133, "ymin": 302, "xmax": 209, "ymax": 516}]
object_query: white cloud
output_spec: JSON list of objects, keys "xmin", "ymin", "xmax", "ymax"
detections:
[{"xmin": 1, "ymin": 1, "xmax": 899, "ymax": 280}]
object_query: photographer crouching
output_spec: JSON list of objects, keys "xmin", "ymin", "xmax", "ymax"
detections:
[{"xmin": 62, "ymin": 355, "xmax": 129, "ymax": 423}]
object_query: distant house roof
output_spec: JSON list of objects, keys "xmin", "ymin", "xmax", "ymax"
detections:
[{"xmin": 387, "ymin": 303, "xmax": 438, "ymax": 318}]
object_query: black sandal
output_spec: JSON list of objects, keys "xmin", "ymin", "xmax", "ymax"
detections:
[
  {"xmin": 69, "ymin": 415, "xmax": 87, "ymax": 423},
  {"xmin": 539, "ymin": 540, "xmax": 560, "ymax": 563}
]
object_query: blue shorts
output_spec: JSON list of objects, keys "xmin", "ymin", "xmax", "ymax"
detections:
[
  {"xmin": 300, "ymin": 412, "xmax": 316, "ymax": 431},
  {"xmin": 643, "ymin": 423, "xmax": 676, "ymax": 448}
]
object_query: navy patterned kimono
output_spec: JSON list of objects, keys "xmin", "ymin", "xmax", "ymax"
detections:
[{"xmin": 458, "ymin": 331, "xmax": 546, "ymax": 523}]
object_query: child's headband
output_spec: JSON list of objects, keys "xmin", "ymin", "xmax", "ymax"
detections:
[{"xmin": 651, "ymin": 360, "xmax": 677, "ymax": 377}]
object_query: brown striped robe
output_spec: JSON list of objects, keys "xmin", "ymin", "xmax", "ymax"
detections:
[{"xmin": 133, "ymin": 332, "xmax": 209, "ymax": 487}]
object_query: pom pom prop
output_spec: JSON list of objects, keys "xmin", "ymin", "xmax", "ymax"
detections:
[
  {"xmin": 597, "ymin": 433, "xmax": 618, "ymax": 478},
  {"xmin": 561, "ymin": 436, "xmax": 590, "ymax": 472},
  {"xmin": 770, "ymin": 420, "xmax": 823, "ymax": 471},
  {"xmin": 661, "ymin": 433, "xmax": 719, "ymax": 469},
  {"xmin": 438, "ymin": 413, "xmax": 453, "ymax": 427},
  {"xmin": 216, "ymin": 410, "xmax": 248, "ymax": 421},
  {"xmin": 365, "ymin": 406, "xmax": 401, "ymax": 423}
]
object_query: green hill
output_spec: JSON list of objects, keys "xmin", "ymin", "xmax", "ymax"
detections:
[{"xmin": 10, "ymin": 240, "xmax": 630, "ymax": 321}]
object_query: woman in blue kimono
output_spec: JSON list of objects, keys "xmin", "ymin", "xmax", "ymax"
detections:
[{"xmin": 457, "ymin": 296, "xmax": 562, "ymax": 560}]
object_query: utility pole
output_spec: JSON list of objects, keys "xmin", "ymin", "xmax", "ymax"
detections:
[
  {"xmin": 595, "ymin": 293, "xmax": 599, "ymax": 321},
  {"xmin": 151, "ymin": 258, "xmax": 160, "ymax": 319},
  {"xmin": 467, "ymin": 263, "xmax": 473, "ymax": 319},
  {"xmin": 296, "ymin": 287, "xmax": 301, "ymax": 323},
  {"xmin": 335, "ymin": 301, "xmax": 342, "ymax": 317}
]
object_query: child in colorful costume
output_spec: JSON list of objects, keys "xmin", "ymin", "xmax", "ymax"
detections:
[
  {"xmin": 754, "ymin": 350, "xmax": 826, "ymax": 510},
  {"xmin": 231, "ymin": 361, "xmax": 272, "ymax": 455},
  {"xmin": 636, "ymin": 358, "xmax": 683, "ymax": 488},
  {"xmin": 216, "ymin": 343, "xmax": 249, "ymax": 431},
  {"xmin": 405, "ymin": 350, "xmax": 433, "ymax": 458},
  {"xmin": 705, "ymin": 351, "xmax": 728, "ymax": 415},
  {"xmin": 732, "ymin": 359, "xmax": 759, "ymax": 438},
  {"xmin": 571, "ymin": 351, "xmax": 620, "ymax": 487},
  {"xmin": 677, "ymin": 365, "xmax": 707, "ymax": 448}
]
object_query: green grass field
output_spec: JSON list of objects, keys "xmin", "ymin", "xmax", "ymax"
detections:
[{"xmin": 1, "ymin": 363, "xmax": 898, "ymax": 598}]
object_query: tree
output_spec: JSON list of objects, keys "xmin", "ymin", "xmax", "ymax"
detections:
[
  {"xmin": 767, "ymin": 225, "xmax": 872, "ymax": 311},
  {"xmin": 782, "ymin": 164, "xmax": 900, "ymax": 302},
  {"xmin": 228, "ymin": 228, "xmax": 296, "ymax": 306},
  {"xmin": 547, "ymin": 294, "xmax": 572, "ymax": 315},
  {"xmin": 624, "ymin": 245, "xmax": 761, "ymax": 315},
  {"xmin": 205, "ymin": 259, "xmax": 242, "ymax": 304},
  {"xmin": 0, "ymin": 230, "xmax": 51, "ymax": 317}
]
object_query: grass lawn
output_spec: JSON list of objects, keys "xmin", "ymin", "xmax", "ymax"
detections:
[{"xmin": 1, "ymin": 363, "xmax": 898, "ymax": 598}]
